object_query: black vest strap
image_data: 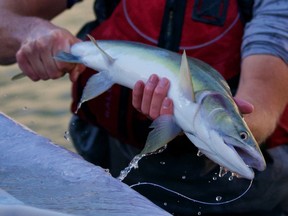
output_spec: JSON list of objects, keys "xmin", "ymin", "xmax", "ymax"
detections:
[
  {"xmin": 157, "ymin": 0, "xmax": 187, "ymax": 52},
  {"xmin": 93, "ymin": 0, "xmax": 120, "ymax": 23},
  {"xmin": 237, "ymin": 0, "xmax": 254, "ymax": 23}
]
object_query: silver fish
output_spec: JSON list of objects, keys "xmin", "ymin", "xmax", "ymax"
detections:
[{"xmin": 54, "ymin": 36, "xmax": 266, "ymax": 179}]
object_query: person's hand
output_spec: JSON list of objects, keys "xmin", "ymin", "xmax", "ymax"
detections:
[
  {"xmin": 132, "ymin": 74, "xmax": 173, "ymax": 120},
  {"xmin": 234, "ymin": 97, "xmax": 254, "ymax": 115},
  {"xmin": 16, "ymin": 22, "xmax": 85, "ymax": 82},
  {"xmin": 132, "ymin": 74, "xmax": 254, "ymax": 120}
]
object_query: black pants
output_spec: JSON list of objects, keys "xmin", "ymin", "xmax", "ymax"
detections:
[{"xmin": 69, "ymin": 115, "xmax": 288, "ymax": 216}]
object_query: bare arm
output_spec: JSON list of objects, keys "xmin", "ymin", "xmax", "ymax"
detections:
[
  {"xmin": 235, "ymin": 55, "xmax": 288, "ymax": 144},
  {"xmin": 0, "ymin": 0, "xmax": 84, "ymax": 81},
  {"xmin": 0, "ymin": 0, "xmax": 67, "ymax": 64},
  {"xmin": 236, "ymin": 0, "xmax": 288, "ymax": 144}
]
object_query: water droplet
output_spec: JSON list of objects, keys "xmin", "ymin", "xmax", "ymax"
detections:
[
  {"xmin": 197, "ymin": 150, "xmax": 203, "ymax": 157},
  {"xmin": 64, "ymin": 131, "xmax": 70, "ymax": 141},
  {"xmin": 118, "ymin": 155, "xmax": 143, "ymax": 181},
  {"xmin": 228, "ymin": 175, "xmax": 234, "ymax": 181},
  {"xmin": 198, "ymin": 211, "xmax": 202, "ymax": 215},
  {"xmin": 182, "ymin": 175, "xmax": 186, "ymax": 180},
  {"xmin": 163, "ymin": 202, "xmax": 167, "ymax": 206},
  {"xmin": 75, "ymin": 102, "xmax": 82, "ymax": 114},
  {"xmin": 218, "ymin": 166, "xmax": 228, "ymax": 178},
  {"xmin": 103, "ymin": 169, "xmax": 111, "ymax": 176},
  {"xmin": 216, "ymin": 196, "xmax": 222, "ymax": 201},
  {"xmin": 212, "ymin": 176, "xmax": 217, "ymax": 181},
  {"xmin": 160, "ymin": 161, "xmax": 166, "ymax": 165},
  {"xmin": 155, "ymin": 145, "xmax": 167, "ymax": 154},
  {"xmin": 232, "ymin": 172, "xmax": 241, "ymax": 178}
]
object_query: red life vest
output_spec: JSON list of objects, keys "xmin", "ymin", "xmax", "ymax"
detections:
[{"xmin": 72, "ymin": 0, "xmax": 288, "ymax": 148}]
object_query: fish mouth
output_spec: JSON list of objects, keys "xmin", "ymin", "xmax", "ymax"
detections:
[{"xmin": 223, "ymin": 137, "xmax": 266, "ymax": 172}]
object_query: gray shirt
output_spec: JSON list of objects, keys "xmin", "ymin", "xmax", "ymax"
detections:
[{"xmin": 242, "ymin": 0, "xmax": 288, "ymax": 63}]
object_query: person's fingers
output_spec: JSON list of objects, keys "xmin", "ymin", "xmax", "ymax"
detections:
[
  {"xmin": 141, "ymin": 74, "xmax": 159, "ymax": 116},
  {"xmin": 39, "ymin": 42, "xmax": 65, "ymax": 80},
  {"xmin": 68, "ymin": 64, "xmax": 86, "ymax": 82},
  {"xmin": 149, "ymin": 77, "xmax": 170, "ymax": 119},
  {"xmin": 160, "ymin": 97, "xmax": 173, "ymax": 116},
  {"xmin": 132, "ymin": 80, "xmax": 145, "ymax": 111},
  {"xmin": 16, "ymin": 43, "xmax": 43, "ymax": 81},
  {"xmin": 40, "ymin": 37, "xmax": 66, "ymax": 79},
  {"xmin": 16, "ymin": 28, "xmax": 81, "ymax": 81},
  {"xmin": 234, "ymin": 97, "xmax": 254, "ymax": 114},
  {"xmin": 132, "ymin": 75, "xmax": 173, "ymax": 119},
  {"xmin": 16, "ymin": 49, "xmax": 40, "ymax": 81},
  {"xmin": 54, "ymin": 32, "xmax": 80, "ymax": 79}
]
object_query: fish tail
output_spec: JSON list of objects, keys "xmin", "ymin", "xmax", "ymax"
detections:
[{"xmin": 53, "ymin": 51, "xmax": 81, "ymax": 63}]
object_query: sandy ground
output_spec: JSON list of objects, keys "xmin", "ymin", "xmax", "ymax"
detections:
[{"xmin": 0, "ymin": 1, "xmax": 94, "ymax": 151}]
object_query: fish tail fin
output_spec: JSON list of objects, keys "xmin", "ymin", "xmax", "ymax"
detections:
[
  {"xmin": 53, "ymin": 51, "xmax": 82, "ymax": 63},
  {"xmin": 76, "ymin": 71, "xmax": 114, "ymax": 113}
]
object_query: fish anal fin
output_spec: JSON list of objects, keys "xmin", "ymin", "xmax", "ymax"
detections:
[{"xmin": 141, "ymin": 115, "xmax": 182, "ymax": 155}]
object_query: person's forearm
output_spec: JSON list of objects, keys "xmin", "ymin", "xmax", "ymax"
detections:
[
  {"xmin": 235, "ymin": 54, "xmax": 288, "ymax": 144},
  {"xmin": 0, "ymin": 0, "xmax": 67, "ymax": 65}
]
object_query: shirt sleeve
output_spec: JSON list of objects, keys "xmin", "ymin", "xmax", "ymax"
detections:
[
  {"xmin": 67, "ymin": 0, "xmax": 83, "ymax": 9},
  {"xmin": 241, "ymin": 0, "xmax": 288, "ymax": 63}
]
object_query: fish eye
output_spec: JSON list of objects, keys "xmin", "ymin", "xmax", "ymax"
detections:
[{"xmin": 240, "ymin": 131, "xmax": 249, "ymax": 140}]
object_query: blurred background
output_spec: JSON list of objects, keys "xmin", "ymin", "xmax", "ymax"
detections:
[{"xmin": 0, "ymin": 1, "xmax": 94, "ymax": 152}]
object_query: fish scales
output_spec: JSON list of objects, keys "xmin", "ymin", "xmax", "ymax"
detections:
[{"xmin": 54, "ymin": 38, "xmax": 266, "ymax": 180}]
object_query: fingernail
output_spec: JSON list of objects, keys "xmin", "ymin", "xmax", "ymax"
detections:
[
  {"xmin": 159, "ymin": 78, "xmax": 169, "ymax": 88},
  {"xmin": 162, "ymin": 97, "xmax": 171, "ymax": 109},
  {"xmin": 148, "ymin": 74, "xmax": 158, "ymax": 83}
]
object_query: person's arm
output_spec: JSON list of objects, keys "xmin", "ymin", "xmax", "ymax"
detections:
[
  {"xmin": 236, "ymin": 0, "xmax": 288, "ymax": 144},
  {"xmin": 236, "ymin": 55, "xmax": 288, "ymax": 144},
  {"xmin": 0, "ymin": 0, "xmax": 84, "ymax": 81},
  {"xmin": 0, "ymin": 0, "xmax": 67, "ymax": 64}
]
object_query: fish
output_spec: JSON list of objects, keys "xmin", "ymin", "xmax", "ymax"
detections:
[{"xmin": 54, "ymin": 35, "xmax": 266, "ymax": 179}]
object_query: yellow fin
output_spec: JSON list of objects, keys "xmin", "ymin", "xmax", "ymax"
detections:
[
  {"xmin": 87, "ymin": 34, "xmax": 115, "ymax": 63},
  {"xmin": 179, "ymin": 50, "xmax": 195, "ymax": 102}
]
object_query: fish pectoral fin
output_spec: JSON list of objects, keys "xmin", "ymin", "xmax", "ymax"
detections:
[
  {"xmin": 87, "ymin": 34, "xmax": 115, "ymax": 64},
  {"xmin": 140, "ymin": 115, "xmax": 182, "ymax": 155},
  {"xmin": 179, "ymin": 50, "xmax": 195, "ymax": 102},
  {"xmin": 77, "ymin": 71, "xmax": 114, "ymax": 112}
]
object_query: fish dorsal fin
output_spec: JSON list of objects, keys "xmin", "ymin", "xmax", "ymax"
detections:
[
  {"xmin": 179, "ymin": 50, "xmax": 195, "ymax": 102},
  {"xmin": 87, "ymin": 34, "xmax": 115, "ymax": 64}
]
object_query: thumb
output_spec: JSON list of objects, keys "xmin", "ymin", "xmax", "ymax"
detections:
[
  {"xmin": 234, "ymin": 97, "xmax": 254, "ymax": 114},
  {"xmin": 69, "ymin": 64, "xmax": 86, "ymax": 82}
]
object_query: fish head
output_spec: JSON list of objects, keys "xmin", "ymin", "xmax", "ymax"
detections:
[{"xmin": 185, "ymin": 91, "xmax": 266, "ymax": 179}]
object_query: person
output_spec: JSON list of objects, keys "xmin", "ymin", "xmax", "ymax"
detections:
[{"xmin": 1, "ymin": 0, "xmax": 288, "ymax": 215}]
